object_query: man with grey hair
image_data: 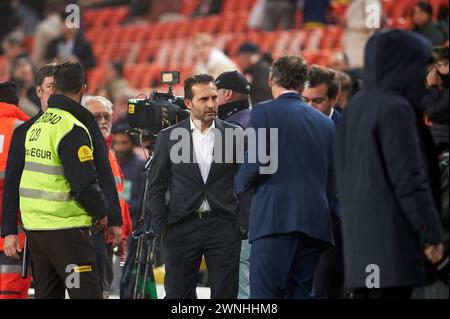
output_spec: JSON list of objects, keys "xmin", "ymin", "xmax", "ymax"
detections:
[
  {"xmin": 83, "ymin": 95, "xmax": 132, "ymax": 298},
  {"xmin": 236, "ymin": 55, "xmax": 336, "ymax": 299}
]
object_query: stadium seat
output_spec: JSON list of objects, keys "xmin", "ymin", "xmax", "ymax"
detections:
[
  {"xmin": 320, "ymin": 26, "xmax": 343, "ymax": 50},
  {"xmin": 86, "ymin": 67, "xmax": 105, "ymax": 93},
  {"xmin": 390, "ymin": 0, "xmax": 416, "ymax": 20},
  {"xmin": 302, "ymin": 29, "xmax": 324, "ymax": 51},
  {"xmin": 109, "ymin": 6, "xmax": 129, "ymax": 26},
  {"xmin": 181, "ymin": 0, "xmax": 201, "ymax": 16}
]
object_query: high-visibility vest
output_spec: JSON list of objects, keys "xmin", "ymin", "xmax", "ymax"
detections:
[
  {"xmin": 19, "ymin": 107, "xmax": 93, "ymax": 230},
  {"xmin": 0, "ymin": 102, "xmax": 29, "ymax": 251},
  {"xmin": 108, "ymin": 149, "xmax": 132, "ymax": 240}
]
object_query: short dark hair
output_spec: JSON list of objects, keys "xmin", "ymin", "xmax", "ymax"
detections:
[
  {"xmin": 184, "ymin": 74, "xmax": 216, "ymax": 100},
  {"xmin": 336, "ymin": 71, "xmax": 353, "ymax": 93},
  {"xmin": 307, "ymin": 65, "xmax": 340, "ymax": 99},
  {"xmin": 415, "ymin": 1, "xmax": 433, "ymax": 16},
  {"xmin": 0, "ymin": 81, "xmax": 20, "ymax": 106},
  {"xmin": 36, "ymin": 63, "xmax": 57, "ymax": 86},
  {"xmin": 54, "ymin": 62, "xmax": 85, "ymax": 94},
  {"xmin": 271, "ymin": 55, "xmax": 308, "ymax": 91}
]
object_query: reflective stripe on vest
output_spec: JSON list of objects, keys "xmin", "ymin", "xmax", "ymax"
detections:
[
  {"xmin": 19, "ymin": 187, "xmax": 71, "ymax": 201},
  {"xmin": 19, "ymin": 108, "xmax": 93, "ymax": 230},
  {"xmin": 0, "ymin": 265, "xmax": 22, "ymax": 274},
  {"xmin": 0, "ymin": 170, "xmax": 4, "ymax": 179},
  {"xmin": 24, "ymin": 161, "xmax": 64, "ymax": 175}
]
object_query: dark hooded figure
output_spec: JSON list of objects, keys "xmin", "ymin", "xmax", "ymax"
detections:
[{"xmin": 335, "ymin": 29, "xmax": 445, "ymax": 299}]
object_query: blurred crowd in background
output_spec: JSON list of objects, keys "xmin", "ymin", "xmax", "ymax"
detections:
[{"xmin": 0, "ymin": 0, "xmax": 449, "ymax": 299}]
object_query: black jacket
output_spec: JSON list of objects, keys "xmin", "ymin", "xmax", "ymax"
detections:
[
  {"xmin": 246, "ymin": 59, "xmax": 273, "ymax": 105},
  {"xmin": 1, "ymin": 94, "xmax": 122, "ymax": 237},
  {"xmin": 45, "ymin": 32, "xmax": 96, "ymax": 71},
  {"xmin": 146, "ymin": 118, "xmax": 242, "ymax": 236},
  {"xmin": 335, "ymin": 30, "xmax": 445, "ymax": 288}
]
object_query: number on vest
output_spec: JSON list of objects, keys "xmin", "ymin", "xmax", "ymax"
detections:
[{"xmin": 29, "ymin": 128, "xmax": 41, "ymax": 142}]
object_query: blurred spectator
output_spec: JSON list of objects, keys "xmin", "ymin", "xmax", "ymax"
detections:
[
  {"xmin": 1, "ymin": 32, "xmax": 28, "ymax": 78},
  {"xmin": 192, "ymin": 0, "xmax": 223, "ymax": 17},
  {"xmin": 128, "ymin": 0, "xmax": 152, "ymax": 21},
  {"xmin": 32, "ymin": 0, "xmax": 64, "ymax": 68},
  {"xmin": 11, "ymin": 0, "xmax": 40, "ymax": 37},
  {"xmin": 335, "ymin": 30, "xmax": 444, "ymax": 299},
  {"xmin": 300, "ymin": 0, "xmax": 331, "ymax": 29},
  {"xmin": 10, "ymin": 57, "xmax": 40, "ymax": 117},
  {"xmin": 302, "ymin": 65, "xmax": 341, "ymax": 124},
  {"xmin": 343, "ymin": 0, "xmax": 380, "ymax": 68},
  {"xmin": 330, "ymin": 51, "xmax": 350, "ymax": 72},
  {"xmin": 94, "ymin": 86, "xmax": 110, "ymax": 99},
  {"xmin": 149, "ymin": 0, "xmax": 184, "ymax": 23},
  {"xmin": 437, "ymin": 3, "xmax": 449, "ymax": 39},
  {"xmin": 412, "ymin": 1, "xmax": 448, "ymax": 47},
  {"xmin": 45, "ymin": 12, "xmax": 96, "ymax": 71},
  {"xmin": 235, "ymin": 42, "xmax": 272, "ymax": 104},
  {"xmin": 248, "ymin": 0, "xmax": 297, "ymax": 31},
  {"xmin": 112, "ymin": 91, "xmax": 133, "ymax": 127},
  {"xmin": 112, "ymin": 124, "xmax": 146, "ymax": 229},
  {"xmin": 192, "ymin": 33, "xmax": 238, "ymax": 79},
  {"xmin": 413, "ymin": 46, "xmax": 449, "ymax": 299},
  {"xmin": 424, "ymin": 47, "xmax": 449, "ymax": 125},
  {"xmin": 330, "ymin": 51, "xmax": 363, "ymax": 97},
  {"xmin": 102, "ymin": 60, "xmax": 130, "ymax": 103},
  {"xmin": 335, "ymin": 71, "xmax": 353, "ymax": 111},
  {"xmin": 0, "ymin": 1, "xmax": 20, "ymax": 49}
]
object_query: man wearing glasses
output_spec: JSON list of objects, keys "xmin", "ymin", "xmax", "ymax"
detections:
[{"xmin": 83, "ymin": 95, "xmax": 132, "ymax": 298}]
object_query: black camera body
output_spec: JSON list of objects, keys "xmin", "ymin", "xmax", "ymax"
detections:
[{"xmin": 127, "ymin": 71, "xmax": 189, "ymax": 144}]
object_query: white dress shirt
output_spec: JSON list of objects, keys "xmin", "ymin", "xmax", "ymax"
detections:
[
  {"xmin": 190, "ymin": 117, "xmax": 215, "ymax": 212},
  {"xmin": 328, "ymin": 107, "xmax": 335, "ymax": 119}
]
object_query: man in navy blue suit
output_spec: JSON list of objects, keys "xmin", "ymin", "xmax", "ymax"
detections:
[
  {"xmin": 235, "ymin": 55, "xmax": 336, "ymax": 299},
  {"xmin": 302, "ymin": 65, "xmax": 341, "ymax": 126}
]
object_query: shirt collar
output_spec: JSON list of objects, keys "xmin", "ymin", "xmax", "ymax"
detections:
[
  {"xmin": 190, "ymin": 116, "xmax": 215, "ymax": 135},
  {"xmin": 328, "ymin": 108, "xmax": 334, "ymax": 119}
]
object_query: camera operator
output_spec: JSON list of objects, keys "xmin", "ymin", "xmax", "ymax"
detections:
[{"xmin": 146, "ymin": 74, "xmax": 242, "ymax": 299}]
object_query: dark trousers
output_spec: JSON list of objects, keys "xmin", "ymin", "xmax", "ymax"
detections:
[
  {"xmin": 313, "ymin": 218, "xmax": 344, "ymax": 299},
  {"xmin": 91, "ymin": 232, "xmax": 113, "ymax": 297},
  {"xmin": 353, "ymin": 287, "xmax": 413, "ymax": 299},
  {"xmin": 163, "ymin": 214, "xmax": 241, "ymax": 299},
  {"xmin": 250, "ymin": 234, "xmax": 322, "ymax": 299},
  {"xmin": 27, "ymin": 228, "xmax": 102, "ymax": 299}
]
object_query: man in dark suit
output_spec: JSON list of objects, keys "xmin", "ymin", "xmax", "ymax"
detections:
[
  {"xmin": 335, "ymin": 30, "xmax": 445, "ymax": 299},
  {"xmin": 302, "ymin": 65, "xmax": 341, "ymax": 126},
  {"xmin": 302, "ymin": 65, "xmax": 344, "ymax": 298},
  {"xmin": 147, "ymin": 74, "xmax": 242, "ymax": 299},
  {"xmin": 235, "ymin": 55, "xmax": 336, "ymax": 299}
]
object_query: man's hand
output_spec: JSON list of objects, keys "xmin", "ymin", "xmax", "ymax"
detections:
[
  {"xmin": 3, "ymin": 235, "xmax": 22, "ymax": 260},
  {"xmin": 426, "ymin": 68, "xmax": 442, "ymax": 88},
  {"xmin": 92, "ymin": 216, "xmax": 108, "ymax": 233},
  {"xmin": 108, "ymin": 226, "xmax": 122, "ymax": 247},
  {"xmin": 425, "ymin": 244, "xmax": 444, "ymax": 264}
]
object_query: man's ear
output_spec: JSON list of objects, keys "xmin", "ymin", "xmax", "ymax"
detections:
[
  {"xmin": 268, "ymin": 73, "xmax": 274, "ymax": 88},
  {"xmin": 226, "ymin": 89, "xmax": 233, "ymax": 102},
  {"xmin": 184, "ymin": 98, "xmax": 192, "ymax": 111},
  {"xmin": 331, "ymin": 95, "xmax": 339, "ymax": 108},
  {"xmin": 36, "ymin": 85, "xmax": 43, "ymax": 98}
]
